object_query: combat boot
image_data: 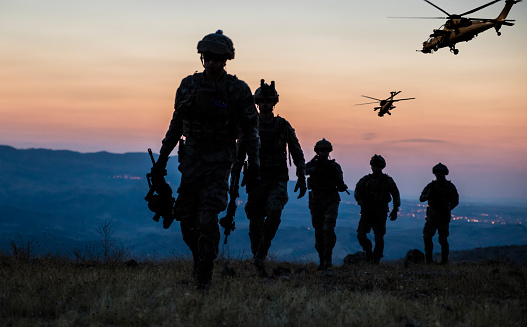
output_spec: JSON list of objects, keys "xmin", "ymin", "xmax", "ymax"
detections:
[
  {"xmin": 365, "ymin": 250, "xmax": 373, "ymax": 263},
  {"xmin": 316, "ymin": 253, "xmax": 325, "ymax": 271},
  {"xmin": 196, "ymin": 259, "xmax": 214, "ymax": 291},
  {"xmin": 371, "ymin": 255, "xmax": 381, "ymax": 265},
  {"xmin": 252, "ymin": 257, "xmax": 268, "ymax": 278},
  {"xmin": 425, "ymin": 251, "xmax": 434, "ymax": 264},
  {"xmin": 323, "ymin": 252, "xmax": 333, "ymax": 270},
  {"xmin": 440, "ymin": 253, "xmax": 449, "ymax": 265}
]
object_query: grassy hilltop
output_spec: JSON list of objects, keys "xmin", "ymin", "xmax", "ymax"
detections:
[{"xmin": 1, "ymin": 250, "xmax": 526, "ymax": 327}]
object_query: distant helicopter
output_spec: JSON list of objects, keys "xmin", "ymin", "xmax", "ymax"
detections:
[
  {"xmin": 395, "ymin": 0, "xmax": 521, "ymax": 55},
  {"xmin": 355, "ymin": 91, "xmax": 415, "ymax": 117}
]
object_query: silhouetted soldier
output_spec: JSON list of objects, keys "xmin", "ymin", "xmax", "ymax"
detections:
[
  {"xmin": 155, "ymin": 30, "xmax": 260, "ymax": 289},
  {"xmin": 233, "ymin": 79, "xmax": 306, "ymax": 276},
  {"xmin": 306, "ymin": 139, "xmax": 348, "ymax": 270},
  {"xmin": 354, "ymin": 154, "xmax": 400, "ymax": 264},
  {"xmin": 420, "ymin": 163, "xmax": 459, "ymax": 264}
]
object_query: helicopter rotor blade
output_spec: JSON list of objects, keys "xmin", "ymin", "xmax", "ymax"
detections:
[
  {"xmin": 460, "ymin": 0, "xmax": 502, "ymax": 16},
  {"xmin": 361, "ymin": 95, "xmax": 383, "ymax": 101},
  {"xmin": 388, "ymin": 16, "xmax": 449, "ymax": 19},
  {"xmin": 355, "ymin": 101, "xmax": 379, "ymax": 106},
  {"xmin": 423, "ymin": 0, "xmax": 451, "ymax": 17},
  {"xmin": 392, "ymin": 98, "xmax": 416, "ymax": 102}
]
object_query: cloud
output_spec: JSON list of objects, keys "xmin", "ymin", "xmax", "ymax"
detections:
[
  {"xmin": 393, "ymin": 139, "xmax": 448, "ymax": 144},
  {"xmin": 361, "ymin": 133, "xmax": 377, "ymax": 141}
]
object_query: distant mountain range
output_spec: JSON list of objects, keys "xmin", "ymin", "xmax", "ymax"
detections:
[{"xmin": 1, "ymin": 145, "xmax": 526, "ymax": 263}]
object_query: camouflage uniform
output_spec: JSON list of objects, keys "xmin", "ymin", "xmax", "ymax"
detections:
[
  {"xmin": 306, "ymin": 139, "xmax": 347, "ymax": 269},
  {"xmin": 158, "ymin": 31, "xmax": 259, "ymax": 288},
  {"xmin": 354, "ymin": 155, "xmax": 400, "ymax": 263},
  {"xmin": 236, "ymin": 114, "xmax": 305, "ymax": 263},
  {"xmin": 420, "ymin": 163, "xmax": 459, "ymax": 264}
]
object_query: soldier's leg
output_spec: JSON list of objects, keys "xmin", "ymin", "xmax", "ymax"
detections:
[
  {"xmin": 310, "ymin": 206, "xmax": 325, "ymax": 268},
  {"xmin": 372, "ymin": 219, "xmax": 387, "ymax": 264},
  {"xmin": 322, "ymin": 202, "xmax": 339, "ymax": 268},
  {"xmin": 179, "ymin": 213, "xmax": 200, "ymax": 274},
  {"xmin": 255, "ymin": 206, "xmax": 282, "ymax": 261},
  {"xmin": 194, "ymin": 162, "xmax": 230, "ymax": 289},
  {"xmin": 423, "ymin": 218, "xmax": 437, "ymax": 264},
  {"xmin": 255, "ymin": 181, "xmax": 288, "ymax": 261},
  {"xmin": 246, "ymin": 196, "xmax": 266, "ymax": 257},
  {"xmin": 195, "ymin": 210, "xmax": 221, "ymax": 288},
  {"xmin": 438, "ymin": 221, "xmax": 450, "ymax": 264},
  {"xmin": 357, "ymin": 213, "xmax": 373, "ymax": 260},
  {"xmin": 175, "ymin": 176, "xmax": 201, "ymax": 274}
]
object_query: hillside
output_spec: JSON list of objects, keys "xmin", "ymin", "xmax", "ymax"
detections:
[
  {"xmin": 0, "ymin": 251, "xmax": 525, "ymax": 327},
  {"xmin": 1, "ymin": 145, "xmax": 527, "ymax": 263}
]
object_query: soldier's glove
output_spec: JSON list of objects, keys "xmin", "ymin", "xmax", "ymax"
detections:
[
  {"xmin": 153, "ymin": 155, "xmax": 169, "ymax": 176},
  {"xmin": 389, "ymin": 207, "xmax": 399, "ymax": 221},
  {"xmin": 294, "ymin": 176, "xmax": 307, "ymax": 199},
  {"xmin": 242, "ymin": 162, "xmax": 260, "ymax": 192}
]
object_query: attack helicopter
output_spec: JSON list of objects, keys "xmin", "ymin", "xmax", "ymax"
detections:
[
  {"xmin": 394, "ymin": 0, "xmax": 521, "ymax": 55},
  {"xmin": 355, "ymin": 91, "xmax": 415, "ymax": 117}
]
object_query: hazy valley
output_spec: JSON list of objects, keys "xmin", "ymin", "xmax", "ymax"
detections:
[{"xmin": 1, "ymin": 145, "xmax": 526, "ymax": 264}]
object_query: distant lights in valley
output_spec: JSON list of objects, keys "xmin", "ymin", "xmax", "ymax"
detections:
[{"xmin": 113, "ymin": 175, "xmax": 141, "ymax": 180}]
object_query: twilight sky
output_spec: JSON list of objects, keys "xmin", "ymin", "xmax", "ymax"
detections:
[{"xmin": 1, "ymin": 0, "xmax": 526, "ymax": 202}]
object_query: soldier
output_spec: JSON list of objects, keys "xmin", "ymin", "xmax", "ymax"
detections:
[
  {"xmin": 354, "ymin": 154, "xmax": 400, "ymax": 264},
  {"xmin": 306, "ymin": 139, "xmax": 348, "ymax": 270},
  {"xmin": 155, "ymin": 30, "xmax": 260, "ymax": 289},
  {"xmin": 420, "ymin": 163, "xmax": 459, "ymax": 264},
  {"xmin": 234, "ymin": 79, "xmax": 306, "ymax": 276}
]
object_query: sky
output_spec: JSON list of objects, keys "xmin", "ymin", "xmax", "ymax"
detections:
[{"xmin": 1, "ymin": 0, "xmax": 526, "ymax": 203}]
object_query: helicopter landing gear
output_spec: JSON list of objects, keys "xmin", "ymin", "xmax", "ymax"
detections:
[{"xmin": 449, "ymin": 46, "xmax": 459, "ymax": 55}]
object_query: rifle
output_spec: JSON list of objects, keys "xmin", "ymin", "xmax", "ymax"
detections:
[
  {"xmin": 145, "ymin": 148, "xmax": 176, "ymax": 229},
  {"xmin": 219, "ymin": 162, "xmax": 243, "ymax": 244}
]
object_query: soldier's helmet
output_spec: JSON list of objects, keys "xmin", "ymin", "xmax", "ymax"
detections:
[
  {"xmin": 432, "ymin": 162, "xmax": 449, "ymax": 175},
  {"xmin": 254, "ymin": 79, "xmax": 279, "ymax": 104},
  {"xmin": 197, "ymin": 30, "xmax": 235, "ymax": 60},
  {"xmin": 370, "ymin": 154, "xmax": 386, "ymax": 169},
  {"xmin": 314, "ymin": 138, "xmax": 333, "ymax": 153}
]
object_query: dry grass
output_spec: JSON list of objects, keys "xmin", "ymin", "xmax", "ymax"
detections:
[{"xmin": 1, "ymin": 254, "xmax": 525, "ymax": 327}]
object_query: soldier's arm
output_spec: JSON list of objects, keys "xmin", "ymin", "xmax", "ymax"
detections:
[
  {"xmin": 388, "ymin": 176, "xmax": 401, "ymax": 208},
  {"xmin": 238, "ymin": 82, "xmax": 260, "ymax": 167},
  {"xmin": 284, "ymin": 120, "xmax": 306, "ymax": 178},
  {"xmin": 159, "ymin": 77, "xmax": 191, "ymax": 162},
  {"xmin": 333, "ymin": 161, "xmax": 348, "ymax": 192},
  {"xmin": 449, "ymin": 182, "xmax": 459, "ymax": 210},
  {"xmin": 420, "ymin": 183, "xmax": 432, "ymax": 202},
  {"xmin": 354, "ymin": 177, "xmax": 365, "ymax": 204},
  {"xmin": 305, "ymin": 156, "xmax": 318, "ymax": 176}
]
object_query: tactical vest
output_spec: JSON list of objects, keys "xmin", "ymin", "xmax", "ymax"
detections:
[
  {"xmin": 307, "ymin": 160, "xmax": 338, "ymax": 191},
  {"xmin": 178, "ymin": 73, "xmax": 242, "ymax": 144},
  {"xmin": 427, "ymin": 180, "xmax": 452, "ymax": 211},
  {"xmin": 259, "ymin": 116, "xmax": 288, "ymax": 173},
  {"xmin": 362, "ymin": 174, "xmax": 392, "ymax": 205}
]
